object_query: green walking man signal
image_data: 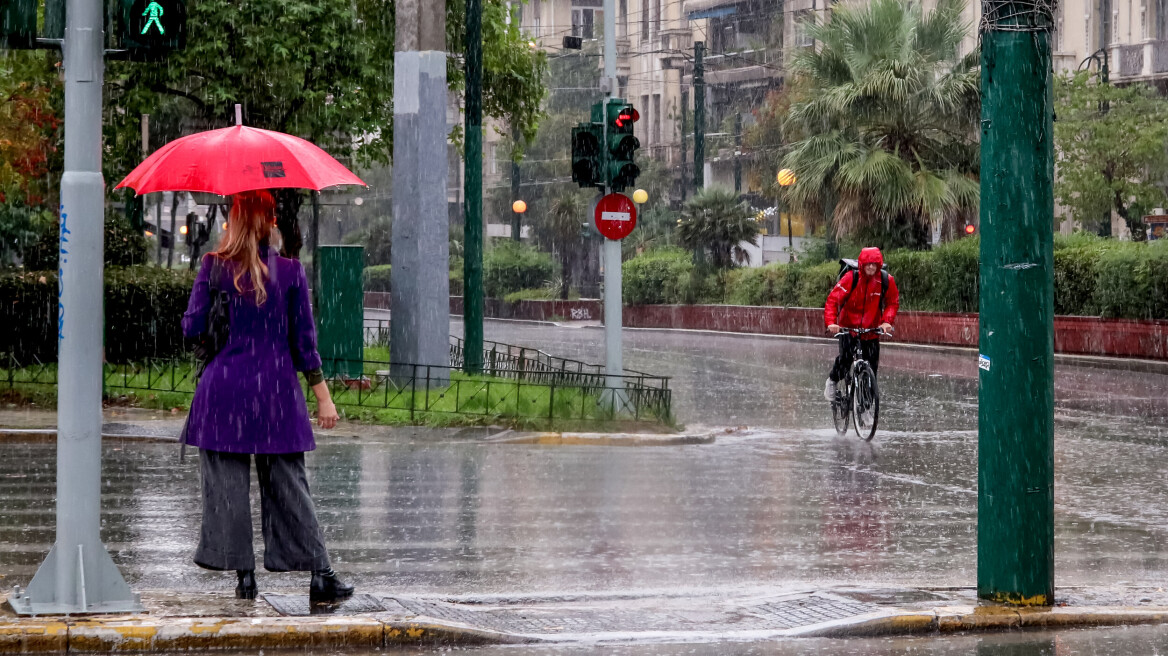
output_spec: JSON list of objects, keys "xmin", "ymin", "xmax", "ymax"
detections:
[
  {"xmin": 571, "ymin": 99, "xmax": 641, "ymax": 192},
  {"xmin": 141, "ymin": 1, "xmax": 166, "ymax": 34}
]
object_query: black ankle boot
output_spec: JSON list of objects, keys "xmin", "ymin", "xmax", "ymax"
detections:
[
  {"xmin": 235, "ymin": 570, "xmax": 258, "ymax": 600},
  {"xmin": 309, "ymin": 567, "xmax": 354, "ymax": 603}
]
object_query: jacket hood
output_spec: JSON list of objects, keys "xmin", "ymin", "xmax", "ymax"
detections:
[{"xmin": 858, "ymin": 247, "xmax": 884, "ymax": 271}]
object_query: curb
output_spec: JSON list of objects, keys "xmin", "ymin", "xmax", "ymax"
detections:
[
  {"xmin": 486, "ymin": 429, "xmax": 717, "ymax": 446},
  {"xmin": 802, "ymin": 605, "xmax": 1168, "ymax": 638}
]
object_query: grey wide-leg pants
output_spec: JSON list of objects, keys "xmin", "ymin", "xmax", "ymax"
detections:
[{"xmin": 194, "ymin": 450, "xmax": 330, "ymax": 572}]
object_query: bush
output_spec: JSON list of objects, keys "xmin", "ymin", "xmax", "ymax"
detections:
[
  {"xmin": 622, "ymin": 248, "xmax": 694, "ymax": 305},
  {"xmin": 0, "ymin": 267, "xmax": 195, "ymax": 365},
  {"xmin": 883, "ymin": 250, "xmax": 937, "ymax": 311},
  {"xmin": 483, "ymin": 241, "xmax": 554, "ymax": 298},
  {"xmin": 929, "ymin": 237, "xmax": 979, "ymax": 313},
  {"xmin": 1053, "ymin": 247, "xmax": 1101, "ymax": 316},
  {"xmin": 363, "ymin": 264, "xmax": 392, "ymax": 292},
  {"xmin": 1095, "ymin": 242, "xmax": 1168, "ymax": 319},
  {"xmin": 449, "ymin": 268, "xmax": 464, "ymax": 296},
  {"xmin": 725, "ymin": 263, "xmax": 799, "ymax": 306},
  {"xmin": 24, "ymin": 218, "xmax": 150, "ymax": 270},
  {"xmin": 794, "ymin": 261, "xmax": 840, "ymax": 308}
]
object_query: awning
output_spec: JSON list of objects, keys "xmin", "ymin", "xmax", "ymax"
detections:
[{"xmin": 686, "ymin": 0, "xmax": 741, "ymax": 20}]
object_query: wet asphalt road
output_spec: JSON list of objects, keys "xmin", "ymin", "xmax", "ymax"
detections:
[{"xmin": 2, "ymin": 321, "xmax": 1168, "ymax": 606}]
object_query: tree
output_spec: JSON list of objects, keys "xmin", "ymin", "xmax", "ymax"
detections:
[
  {"xmin": 102, "ymin": 0, "xmax": 547, "ymax": 257},
  {"xmin": 780, "ymin": 0, "xmax": 980, "ymax": 250},
  {"xmin": 0, "ymin": 51, "xmax": 63, "ymax": 208},
  {"xmin": 540, "ymin": 189, "xmax": 587, "ymax": 299},
  {"xmin": 1054, "ymin": 71, "xmax": 1168, "ymax": 240},
  {"xmin": 676, "ymin": 186, "xmax": 759, "ymax": 269}
]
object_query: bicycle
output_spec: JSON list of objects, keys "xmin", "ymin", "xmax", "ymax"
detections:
[{"xmin": 830, "ymin": 327, "xmax": 888, "ymax": 441}]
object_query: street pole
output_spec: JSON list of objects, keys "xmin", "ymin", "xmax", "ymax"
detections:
[
  {"xmin": 680, "ymin": 94, "xmax": 689, "ymax": 202},
  {"xmin": 311, "ymin": 190, "xmax": 320, "ymax": 310},
  {"xmin": 978, "ymin": 0, "xmax": 1055, "ymax": 606},
  {"xmin": 9, "ymin": 0, "xmax": 140, "ymax": 615},
  {"xmin": 693, "ymin": 41, "xmax": 705, "ymax": 191},
  {"xmin": 733, "ymin": 112, "xmax": 742, "ymax": 193},
  {"xmin": 463, "ymin": 0, "xmax": 485, "ymax": 374},
  {"xmin": 602, "ymin": 0, "xmax": 624, "ymax": 396}
]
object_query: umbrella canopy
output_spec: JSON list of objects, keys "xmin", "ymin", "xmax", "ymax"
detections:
[{"xmin": 115, "ymin": 125, "xmax": 366, "ymax": 197}]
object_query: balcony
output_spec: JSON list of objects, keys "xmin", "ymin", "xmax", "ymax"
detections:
[{"xmin": 1110, "ymin": 40, "xmax": 1168, "ymax": 79}]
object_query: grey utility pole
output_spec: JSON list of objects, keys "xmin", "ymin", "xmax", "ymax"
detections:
[
  {"xmin": 602, "ymin": 0, "xmax": 624, "ymax": 395},
  {"xmin": 389, "ymin": 0, "xmax": 451, "ymax": 384},
  {"xmin": 9, "ymin": 0, "xmax": 141, "ymax": 615}
]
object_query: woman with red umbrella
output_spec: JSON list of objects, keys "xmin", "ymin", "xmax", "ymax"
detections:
[
  {"xmin": 121, "ymin": 109, "xmax": 365, "ymax": 602},
  {"xmin": 181, "ymin": 190, "xmax": 353, "ymax": 603}
]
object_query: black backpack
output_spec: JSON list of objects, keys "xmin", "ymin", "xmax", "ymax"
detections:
[{"xmin": 837, "ymin": 258, "xmax": 890, "ymax": 314}]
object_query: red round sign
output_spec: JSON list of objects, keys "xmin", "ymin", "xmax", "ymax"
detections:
[{"xmin": 594, "ymin": 193, "xmax": 637, "ymax": 241}]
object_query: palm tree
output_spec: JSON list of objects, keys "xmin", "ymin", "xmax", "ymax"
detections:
[
  {"xmin": 677, "ymin": 186, "xmax": 759, "ymax": 269},
  {"xmin": 542, "ymin": 189, "xmax": 588, "ymax": 299},
  {"xmin": 781, "ymin": 0, "xmax": 980, "ymax": 249}
]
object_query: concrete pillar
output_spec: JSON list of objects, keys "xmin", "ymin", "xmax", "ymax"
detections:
[{"xmin": 390, "ymin": 0, "xmax": 450, "ymax": 383}]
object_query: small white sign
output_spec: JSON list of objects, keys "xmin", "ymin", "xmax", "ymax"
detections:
[
  {"xmin": 601, "ymin": 211, "xmax": 631, "ymax": 223},
  {"xmin": 978, "ymin": 354, "xmax": 991, "ymax": 371}
]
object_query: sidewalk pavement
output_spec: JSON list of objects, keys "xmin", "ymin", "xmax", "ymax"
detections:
[{"xmin": 4, "ymin": 586, "xmax": 1168, "ymax": 651}]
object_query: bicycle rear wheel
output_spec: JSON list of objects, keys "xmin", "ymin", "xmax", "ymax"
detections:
[
  {"xmin": 851, "ymin": 362, "xmax": 880, "ymax": 441},
  {"xmin": 831, "ymin": 381, "xmax": 851, "ymax": 435}
]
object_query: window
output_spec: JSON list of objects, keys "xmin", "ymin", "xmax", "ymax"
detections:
[
  {"xmin": 796, "ymin": 11, "xmax": 815, "ymax": 47},
  {"xmin": 572, "ymin": 0, "xmax": 603, "ymax": 39},
  {"xmin": 652, "ymin": 94, "xmax": 661, "ymax": 146},
  {"xmin": 619, "ymin": 0, "xmax": 628, "ymax": 37},
  {"xmin": 489, "ymin": 144, "xmax": 498, "ymax": 175},
  {"xmin": 641, "ymin": 94, "xmax": 650, "ymax": 143},
  {"xmin": 533, "ymin": 1, "xmax": 541, "ymax": 36},
  {"xmin": 618, "ymin": 76, "xmax": 628, "ymax": 100},
  {"xmin": 642, "ymin": 0, "xmax": 649, "ymax": 40},
  {"xmin": 1054, "ymin": 2, "xmax": 1064, "ymax": 50},
  {"xmin": 653, "ymin": 0, "xmax": 661, "ymax": 40}
]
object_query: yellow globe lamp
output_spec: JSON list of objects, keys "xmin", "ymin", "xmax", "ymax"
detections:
[
  {"xmin": 512, "ymin": 200, "xmax": 527, "ymax": 214},
  {"xmin": 632, "ymin": 189, "xmax": 649, "ymax": 204},
  {"xmin": 777, "ymin": 168, "xmax": 796, "ymax": 187}
]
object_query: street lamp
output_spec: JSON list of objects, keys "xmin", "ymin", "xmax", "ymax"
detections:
[
  {"xmin": 512, "ymin": 200, "xmax": 527, "ymax": 240},
  {"xmin": 632, "ymin": 189, "xmax": 648, "ymax": 204},
  {"xmin": 777, "ymin": 168, "xmax": 796, "ymax": 250}
]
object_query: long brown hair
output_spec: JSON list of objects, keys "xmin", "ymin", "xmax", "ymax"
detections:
[{"xmin": 213, "ymin": 190, "xmax": 276, "ymax": 305}]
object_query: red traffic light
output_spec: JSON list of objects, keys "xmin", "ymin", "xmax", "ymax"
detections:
[
  {"xmin": 615, "ymin": 108, "xmax": 639, "ymax": 128},
  {"xmin": 965, "ymin": 224, "xmax": 976, "ymax": 235}
]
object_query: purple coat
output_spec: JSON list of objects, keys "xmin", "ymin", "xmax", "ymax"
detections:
[{"xmin": 182, "ymin": 248, "xmax": 322, "ymax": 454}]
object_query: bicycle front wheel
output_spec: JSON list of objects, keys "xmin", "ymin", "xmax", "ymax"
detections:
[{"xmin": 851, "ymin": 362, "xmax": 880, "ymax": 441}]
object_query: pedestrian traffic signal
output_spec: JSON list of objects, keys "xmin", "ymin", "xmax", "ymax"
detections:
[
  {"xmin": 0, "ymin": 0, "xmax": 37, "ymax": 49},
  {"xmin": 605, "ymin": 101, "xmax": 640, "ymax": 192},
  {"xmin": 571, "ymin": 125, "xmax": 602, "ymax": 189},
  {"xmin": 120, "ymin": 0, "xmax": 186, "ymax": 58}
]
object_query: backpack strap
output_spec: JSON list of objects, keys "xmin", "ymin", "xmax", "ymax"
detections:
[
  {"xmin": 879, "ymin": 270, "xmax": 889, "ymax": 316},
  {"xmin": 840, "ymin": 269, "xmax": 859, "ymax": 309}
]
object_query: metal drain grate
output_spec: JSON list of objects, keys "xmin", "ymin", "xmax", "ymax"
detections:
[
  {"xmin": 263, "ymin": 593, "xmax": 387, "ymax": 616},
  {"xmin": 742, "ymin": 596, "xmax": 878, "ymax": 630}
]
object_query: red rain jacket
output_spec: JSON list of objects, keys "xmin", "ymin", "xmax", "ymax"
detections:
[{"xmin": 824, "ymin": 247, "xmax": 900, "ymax": 340}]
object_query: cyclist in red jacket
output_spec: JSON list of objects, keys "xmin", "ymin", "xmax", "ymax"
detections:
[{"xmin": 824, "ymin": 247, "xmax": 900, "ymax": 401}]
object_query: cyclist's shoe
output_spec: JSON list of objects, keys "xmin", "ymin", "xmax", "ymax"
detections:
[{"xmin": 824, "ymin": 379, "xmax": 836, "ymax": 401}]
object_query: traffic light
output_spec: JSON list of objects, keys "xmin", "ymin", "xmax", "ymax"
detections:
[
  {"xmin": 120, "ymin": 0, "xmax": 186, "ymax": 58},
  {"xmin": 571, "ymin": 124, "xmax": 602, "ymax": 189},
  {"xmin": 965, "ymin": 223, "xmax": 976, "ymax": 235},
  {"xmin": 605, "ymin": 101, "xmax": 640, "ymax": 192},
  {"xmin": 0, "ymin": 0, "xmax": 37, "ymax": 49}
]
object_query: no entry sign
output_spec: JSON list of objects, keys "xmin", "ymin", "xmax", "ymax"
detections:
[{"xmin": 594, "ymin": 193, "xmax": 637, "ymax": 241}]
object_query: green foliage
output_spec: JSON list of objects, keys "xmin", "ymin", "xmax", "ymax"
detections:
[
  {"xmin": 725, "ymin": 263, "xmax": 799, "ymax": 306},
  {"xmin": 23, "ymin": 217, "xmax": 150, "ymax": 270},
  {"xmin": 1053, "ymin": 247, "xmax": 1102, "ymax": 316},
  {"xmin": 780, "ymin": 0, "xmax": 979, "ymax": 248},
  {"xmin": 363, "ymin": 264, "xmax": 392, "ymax": 292},
  {"xmin": 0, "ymin": 267, "xmax": 195, "ymax": 364},
  {"xmin": 449, "ymin": 268, "xmax": 465, "ymax": 297},
  {"xmin": 0, "ymin": 201, "xmax": 54, "ymax": 267},
  {"xmin": 345, "ymin": 218, "xmax": 392, "ymax": 266},
  {"xmin": 102, "ymin": 0, "xmax": 547, "ymax": 180},
  {"xmin": 483, "ymin": 240, "xmax": 555, "ymax": 298},
  {"xmin": 883, "ymin": 250, "xmax": 937, "ymax": 310},
  {"xmin": 501, "ymin": 287, "xmax": 576, "ymax": 303},
  {"xmin": 677, "ymin": 187, "xmax": 760, "ymax": 269},
  {"xmin": 929, "ymin": 237, "xmax": 979, "ymax": 313},
  {"xmin": 1055, "ymin": 71, "xmax": 1168, "ymax": 238},
  {"xmin": 794, "ymin": 262, "xmax": 840, "ymax": 308},
  {"xmin": 622, "ymin": 248, "xmax": 694, "ymax": 305},
  {"xmin": 1095, "ymin": 242, "xmax": 1168, "ymax": 319}
]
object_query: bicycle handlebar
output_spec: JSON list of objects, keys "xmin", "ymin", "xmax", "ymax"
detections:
[{"xmin": 833, "ymin": 327, "xmax": 892, "ymax": 338}]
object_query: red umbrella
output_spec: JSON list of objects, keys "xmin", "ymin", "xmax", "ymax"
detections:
[{"xmin": 116, "ymin": 108, "xmax": 365, "ymax": 196}]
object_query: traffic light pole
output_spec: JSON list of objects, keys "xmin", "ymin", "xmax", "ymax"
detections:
[
  {"xmin": 9, "ymin": 0, "xmax": 141, "ymax": 615},
  {"xmin": 601, "ymin": 0, "xmax": 624, "ymax": 396},
  {"xmin": 977, "ymin": 0, "xmax": 1055, "ymax": 606}
]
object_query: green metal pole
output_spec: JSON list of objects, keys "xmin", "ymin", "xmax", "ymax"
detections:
[
  {"xmin": 978, "ymin": 0, "xmax": 1055, "ymax": 606},
  {"xmin": 693, "ymin": 41, "xmax": 705, "ymax": 191},
  {"xmin": 462, "ymin": 0, "xmax": 484, "ymax": 374}
]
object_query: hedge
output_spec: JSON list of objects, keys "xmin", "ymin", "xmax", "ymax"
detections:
[
  {"xmin": 483, "ymin": 241, "xmax": 554, "ymax": 298},
  {"xmin": 363, "ymin": 265, "xmax": 392, "ymax": 292},
  {"xmin": 0, "ymin": 267, "xmax": 195, "ymax": 365},
  {"xmin": 624, "ymin": 237, "xmax": 1168, "ymax": 319}
]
